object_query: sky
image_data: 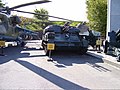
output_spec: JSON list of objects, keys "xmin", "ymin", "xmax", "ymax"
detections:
[{"xmin": 2, "ymin": 0, "xmax": 88, "ymax": 21}]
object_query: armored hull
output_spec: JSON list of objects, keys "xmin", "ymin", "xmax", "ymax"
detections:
[{"xmin": 42, "ymin": 25, "xmax": 89, "ymax": 55}]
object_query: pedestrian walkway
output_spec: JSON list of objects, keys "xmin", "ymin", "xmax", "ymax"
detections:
[{"xmin": 87, "ymin": 47, "xmax": 120, "ymax": 69}]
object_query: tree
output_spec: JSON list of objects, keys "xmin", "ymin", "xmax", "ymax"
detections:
[
  {"xmin": 34, "ymin": 8, "xmax": 49, "ymax": 21},
  {"xmin": 0, "ymin": 0, "xmax": 4, "ymax": 7},
  {"xmin": 34, "ymin": 8, "xmax": 52, "ymax": 30},
  {"xmin": 19, "ymin": 8, "xmax": 50, "ymax": 31},
  {"xmin": 86, "ymin": 0, "xmax": 107, "ymax": 36},
  {"xmin": 20, "ymin": 8, "xmax": 50, "ymax": 31},
  {"xmin": 19, "ymin": 16, "xmax": 43, "ymax": 31}
]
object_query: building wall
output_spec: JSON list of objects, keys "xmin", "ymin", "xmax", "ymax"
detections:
[{"xmin": 107, "ymin": 0, "xmax": 120, "ymax": 40}]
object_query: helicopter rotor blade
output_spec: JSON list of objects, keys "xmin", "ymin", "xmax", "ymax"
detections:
[
  {"xmin": 13, "ymin": 10, "xmax": 73, "ymax": 21},
  {"xmin": 9, "ymin": 0, "xmax": 51, "ymax": 10}
]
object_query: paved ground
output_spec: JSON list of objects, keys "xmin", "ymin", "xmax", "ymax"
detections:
[
  {"xmin": 87, "ymin": 47, "xmax": 120, "ymax": 69},
  {"xmin": 0, "ymin": 40, "xmax": 120, "ymax": 90}
]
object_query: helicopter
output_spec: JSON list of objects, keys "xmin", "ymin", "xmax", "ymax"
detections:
[
  {"xmin": 11, "ymin": 9, "xmax": 96, "ymax": 55},
  {"xmin": 15, "ymin": 26, "xmax": 39, "ymax": 40},
  {"xmin": 0, "ymin": 0, "xmax": 51, "ymax": 47},
  {"xmin": 0, "ymin": 0, "xmax": 97, "ymax": 55},
  {"xmin": 13, "ymin": 9, "xmax": 96, "ymax": 55}
]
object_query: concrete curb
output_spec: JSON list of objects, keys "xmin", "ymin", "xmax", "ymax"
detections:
[{"xmin": 87, "ymin": 51, "xmax": 120, "ymax": 69}]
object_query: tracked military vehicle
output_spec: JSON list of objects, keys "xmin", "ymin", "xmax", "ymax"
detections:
[
  {"xmin": 41, "ymin": 22, "xmax": 91, "ymax": 55},
  {"xmin": 107, "ymin": 29, "xmax": 120, "ymax": 61}
]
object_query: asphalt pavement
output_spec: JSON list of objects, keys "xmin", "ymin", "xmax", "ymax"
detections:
[
  {"xmin": 1, "ymin": 40, "xmax": 120, "ymax": 89},
  {"xmin": 87, "ymin": 47, "xmax": 120, "ymax": 69}
]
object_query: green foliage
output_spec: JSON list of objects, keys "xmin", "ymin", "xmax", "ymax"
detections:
[
  {"xmin": 19, "ymin": 16, "xmax": 82, "ymax": 31},
  {"xmin": 0, "ymin": 0, "xmax": 4, "ymax": 7},
  {"xmin": 51, "ymin": 21, "xmax": 82, "ymax": 27},
  {"xmin": 86, "ymin": 0, "xmax": 107, "ymax": 36},
  {"xmin": 51, "ymin": 21, "xmax": 65, "ymax": 25},
  {"xmin": 19, "ymin": 16, "xmax": 52, "ymax": 31},
  {"xmin": 34, "ymin": 8, "xmax": 49, "ymax": 21},
  {"xmin": 19, "ymin": 7, "xmax": 82, "ymax": 31},
  {"xmin": 19, "ymin": 16, "xmax": 40, "ymax": 31},
  {"xmin": 33, "ymin": 8, "xmax": 53, "ymax": 30},
  {"xmin": 70, "ymin": 21, "xmax": 82, "ymax": 26}
]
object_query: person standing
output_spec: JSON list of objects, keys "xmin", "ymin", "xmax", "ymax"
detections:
[
  {"xmin": 104, "ymin": 40, "xmax": 109, "ymax": 54},
  {"xmin": 96, "ymin": 38, "xmax": 102, "ymax": 51}
]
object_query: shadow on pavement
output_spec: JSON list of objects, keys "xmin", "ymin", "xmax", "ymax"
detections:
[
  {"xmin": 86, "ymin": 62, "xmax": 111, "ymax": 72},
  {"xmin": 51, "ymin": 51, "xmax": 104, "ymax": 66},
  {"xmin": 50, "ymin": 51, "xmax": 111, "ymax": 72},
  {"xmin": 15, "ymin": 60, "xmax": 89, "ymax": 90},
  {"xmin": 0, "ymin": 46, "xmax": 44, "ymax": 64}
]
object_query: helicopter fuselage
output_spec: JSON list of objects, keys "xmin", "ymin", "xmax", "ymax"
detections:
[{"xmin": 0, "ymin": 13, "xmax": 22, "ymax": 41}]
